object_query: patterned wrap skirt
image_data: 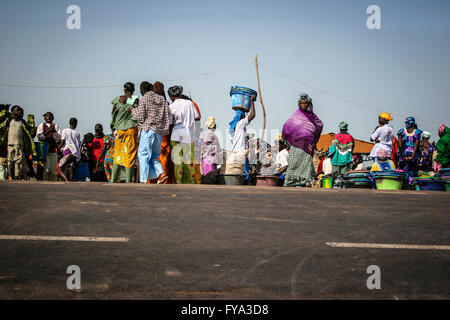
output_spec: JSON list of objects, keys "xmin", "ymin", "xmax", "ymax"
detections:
[
  {"xmin": 113, "ymin": 127, "xmax": 138, "ymax": 168},
  {"xmin": 284, "ymin": 146, "xmax": 316, "ymax": 187}
]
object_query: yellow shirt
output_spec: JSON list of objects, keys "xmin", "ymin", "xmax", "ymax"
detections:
[{"xmin": 370, "ymin": 160, "xmax": 396, "ymax": 172}]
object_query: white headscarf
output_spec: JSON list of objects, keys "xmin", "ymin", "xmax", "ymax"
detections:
[{"xmin": 422, "ymin": 131, "xmax": 431, "ymax": 139}]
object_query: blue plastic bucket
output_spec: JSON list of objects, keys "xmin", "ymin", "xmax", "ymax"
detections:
[
  {"xmin": 74, "ymin": 162, "xmax": 89, "ymax": 181},
  {"xmin": 33, "ymin": 142, "xmax": 48, "ymax": 161},
  {"xmin": 230, "ymin": 86, "xmax": 257, "ymax": 112}
]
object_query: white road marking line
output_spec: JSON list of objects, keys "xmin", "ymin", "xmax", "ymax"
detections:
[
  {"xmin": 222, "ymin": 214, "xmax": 305, "ymax": 224},
  {"xmin": 0, "ymin": 235, "xmax": 129, "ymax": 242},
  {"xmin": 326, "ymin": 242, "xmax": 450, "ymax": 250}
]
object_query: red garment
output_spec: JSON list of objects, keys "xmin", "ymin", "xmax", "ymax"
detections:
[
  {"xmin": 317, "ymin": 158, "xmax": 325, "ymax": 174},
  {"xmin": 90, "ymin": 137, "xmax": 105, "ymax": 162},
  {"xmin": 391, "ymin": 136, "xmax": 399, "ymax": 164},
  {"xmin": 333, "ymin": 133, "xmax": 354, "ymax": 145},
  {"xmin": 43, "ymin": 123, "xmax": 59, "ymax": 153}
]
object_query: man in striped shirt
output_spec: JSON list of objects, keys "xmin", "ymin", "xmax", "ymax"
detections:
[{"xmin": 130, "ymin": 81, "xmax": 171, "ymax": 184}]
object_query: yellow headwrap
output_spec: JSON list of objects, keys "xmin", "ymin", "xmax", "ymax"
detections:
[
  {"xmin": 379, "ymin": 112, "xmax": 393, "ymax": 122},
  {"xmin": 205, "ymin": 116, "xmax": 216, "ymax": 129}
]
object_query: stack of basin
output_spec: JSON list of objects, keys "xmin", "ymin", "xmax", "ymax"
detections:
[
  {"xmin": 413, "ymin": 176, "xmax": 445, "ymax": 191},
  {"xmin": 343, "ymin": 170, "xmax": 373, "ymax": 189}
]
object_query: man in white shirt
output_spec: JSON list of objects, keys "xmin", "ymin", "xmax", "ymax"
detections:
[
  {"xmin": 223, "ymin": 95, "xmax": 256, "ymax": 175},
  {"xmin": 168, "ymin": 85, "xmax": 199, "ymax": 184},
  {"xmin": 231, "ymin": 95, "xmax": 256, "ymax": 152}
]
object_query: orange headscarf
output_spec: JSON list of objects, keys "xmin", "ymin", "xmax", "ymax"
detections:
[{"xmin": 379, "ymin": 112, "xmax": 393, "ymax": 122}]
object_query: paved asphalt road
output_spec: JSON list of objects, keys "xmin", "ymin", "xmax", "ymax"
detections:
[{"xmin": 0, "ymin": 181, "xmax": 449, "ymax": 299}]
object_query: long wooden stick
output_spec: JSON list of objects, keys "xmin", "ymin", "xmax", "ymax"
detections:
[{"xmin": 255, "ymin": 54, "xmax": 267, "ymax": 141}]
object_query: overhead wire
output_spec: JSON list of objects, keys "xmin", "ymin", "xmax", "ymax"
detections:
[
  {"xmin": 0, "ymin": 59, "xmax": 446, "ymax": 125},
  {"xmin": 260, "ymin": 63, "xmax": 445, "ymax": 125}
]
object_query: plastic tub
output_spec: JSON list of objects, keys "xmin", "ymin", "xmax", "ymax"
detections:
[
  {"xmin": 322, "ymin": 177, "xmax": 333, "ymax": 189},
  {"xmin": 374, "ymin": 177, "xmax": 403, "ymax": 190},
  {"xmin": 74, "ymin": 162, "xmax": 89, "ymax": 181},
  {"xmin": 230, "ymin": 86, "xmax": 257, "ymax": 112},
  {"xmin": 218, "ymin": 174, "xmax": 245, "ymax": 185},
  {"xmin": 256, "ymin": 175, "xmax": 280, "ymax": 186},
  {"xmin": 414, "ymin": 179, "xmax": 445, "ymax": 191},
  {"xmin": 446, "ymin": 182, "xmax": 450, "ymax": 191},
  {"xmin": 33, "ymin": 142, "xmax": 49, "ymax": 161}
]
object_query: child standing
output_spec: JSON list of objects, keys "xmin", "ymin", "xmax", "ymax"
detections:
[
  {"xmin": 37, "ymin": 112, "xmax": 61, "ymax": 181},
  {"xmin": 58, "ymin": 118, "xmax": 81, "ymax": 181}
]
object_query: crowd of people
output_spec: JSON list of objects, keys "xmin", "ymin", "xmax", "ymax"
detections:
[
  {"xmin": 302, "ymin": 107, "xmax": 449, "ymax": 187},
  {"xmin": 0, "ymin": 84, "xmax": 449, "ymax": 188}
]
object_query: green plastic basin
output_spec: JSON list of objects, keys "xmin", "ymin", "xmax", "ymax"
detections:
[{"xmin": 374, "ymin": 177, "xmax": 403, "ymax": 190}]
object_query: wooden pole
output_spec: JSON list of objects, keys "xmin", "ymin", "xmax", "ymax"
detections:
[{"xmin": 254, "ymin": 54, "xmax": 267, "ymax": 142}]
